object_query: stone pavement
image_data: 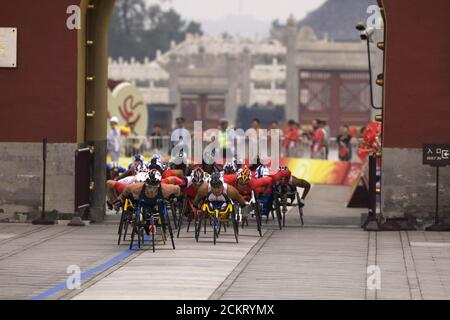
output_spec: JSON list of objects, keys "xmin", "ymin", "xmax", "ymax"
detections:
[{"xmin": 1, "ymin": 185, "xmax": 450, "ymax": 300}]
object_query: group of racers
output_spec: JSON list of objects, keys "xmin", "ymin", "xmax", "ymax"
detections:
[{"xmin": 106, "ymin": 153, "xmax": 311, "ymax": 236}]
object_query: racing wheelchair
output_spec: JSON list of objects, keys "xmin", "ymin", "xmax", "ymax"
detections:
[
  {"xmin": 272, "ymin": 184, "xmax": 305, "ymax": 228},
  {"xmin": 129, "ymin": 197, "xmax": 176, "ymax": 252},
  {"xmin": 236, "ymin": 190, "xmax": 272, "ymax": 237},
  {"xmin": 117, "ymin": 197, "xmax": 136, "ymax": 245},
  {"xmin": 195, "ymin": 199, "xmax": 239, "ymax": 245},
  {"xmin": 176, "ymin": 196, "xmax": 197, "ymax": 239}
]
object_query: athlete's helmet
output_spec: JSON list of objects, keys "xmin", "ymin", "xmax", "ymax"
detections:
[
  {"xmin": 148, "ymin": 155, "xmax": 164, "ymax": 172},
  {"xmin": 223, "ymin": 162, "xmax": 237, "ymax": 174},
  {"xmin": 136, "ymin": 172, "xmax": 149, "ymax": 183},
  {"xmin": 170, "ymin": 150, "xmax": 188, "ymax": 169},
  {"xmin": 146, "ymin": 169, "xmax": 162, "ymax": 187},
  {"xmin": 237, "ymin": 167, "xmax": 252, "ymax": 185},
  {"xmin": 191, "ymin": 167, "xmax": 205, "ymax": 185},
  {"xmin": 136, "ymin": 163, "xmax": 148, "ymax": 174},
  {"xmin": 233, "ymin": 157, "xmax": 244, "ymax": 169},
  {"xmin": 203, "ymin": 150, "xmax": 216, "ymax": 166},
  {"xmin": 209, "ymin": 172, "xmax": 223, "ymax": 188},
  {"xmin": 255, "ymin": 165, "xmax": 269, "ymax": 179},
  {"xmin": 133, "ymin": 154, "xmax": 145, "ymax": 163}
]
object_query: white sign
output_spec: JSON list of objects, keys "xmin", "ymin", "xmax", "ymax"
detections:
[
  {"xmin": 107, "ymin": 82, "xmax": 148, "ymax": 136},
  {"xmin": 0, "ymin": 28, "xmax": 17, "ymax": 68}
]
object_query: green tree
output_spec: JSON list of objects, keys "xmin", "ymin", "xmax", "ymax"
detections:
[{"xmin": 109, "ymin": 1, "xmax": 203, "ymax": 61}]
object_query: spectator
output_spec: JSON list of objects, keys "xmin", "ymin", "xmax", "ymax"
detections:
[
  {"xmin": 337, "ymin": 125, "xmax": 352, "ymax": 161},
  {"xmin": 150, "ymin": 124, "xmax": 164, "ymax": 155},
  {"xmin": 127, "ymin": 121, "xmax": 142, "ymax": 157},
  {"xmin": 246, "ymin": 118, "xmax": 262, "ymax": 159},
  {"xmin": 284, "ymin": 120, "xmax": 299, "ymax": 157},
  {"xmin": 251, "ymin": 118, "xmax": 261, "ymax": 132},
  {"xmin": 218, "ymin": 118, "xmax": 236, "ymax": 160},
  {"xmin": 268, "ymin": 120, "xmax": 282, "ymax": 154},
  {"xmin": 107, "ymin": 117, "xmax": 121, "ymax": 167},
  {"xmin": 171, "ymin": 117, "xmax": 191, "ymax": 155},
  {"xmin": 311, "ymin": 119, "xmax": 326, "ymax": 159},
  {"xmin": 321, "ymin": 120, "xmax": 331, "ymax": 159}
]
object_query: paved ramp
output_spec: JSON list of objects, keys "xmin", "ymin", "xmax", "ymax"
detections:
[{"xmin": 2, "ymin": 186, "xmax": 450, "ymax": 300}]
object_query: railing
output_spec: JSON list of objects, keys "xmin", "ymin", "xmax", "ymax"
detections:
[{"xmin": 117, "ymin": 135, "xmax": 362, "ymax": 162}]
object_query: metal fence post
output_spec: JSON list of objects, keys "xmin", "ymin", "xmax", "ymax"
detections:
[{"xmin": 32, "ymin": 138, "xmax": 55, "ymax": 225}]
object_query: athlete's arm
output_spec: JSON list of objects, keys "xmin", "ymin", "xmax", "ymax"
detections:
[
  {"xmin": 161, "ymin": 184, "xmax": 181, "ymax": 199},
  {"xmin": 193, "ymin": 184, "xmax": 208, "ymax": 207},
  {"xmin": 162, "ymin": 176, "xmax": 186, "ymax": 187},
  {"xmin": 223, "ymin": 174, "xmax": 237, "ymax": 187},
  {"xmin": 291, "ymin": 176, "xmax": 311, "ymax": 200},
  {"xmin": 122, "ymin": 183, "xmax": 143, "ymax": 199},
  {"xmin": 226, "ymin": 185, "xmax": 248, "ymax": 206},
  {"xmin": 115, "ymin": 168, "xmax": 133, "ymax": 181},
  {"xmin": 271, "ymin": 170, "xmax": 291, "ymax": 184},
  {"xmin": 162, "ymin": 169, "xmax": 185, "ymax": 179},
  {"xmin": 114, "ymin": 183, "xmax": 142, "ymax": 206}
]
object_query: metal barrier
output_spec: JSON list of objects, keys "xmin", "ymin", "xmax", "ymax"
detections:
[
  {"xmin": 362, "ymin": 153, "xmax": 381, "ymax": 230},
  {"xmin": 117, "ymin": 135, "xmax": 362, "ymax": 162},
  {"xmin": 75, "ymin": 147, "xmax": 92, "ymax": 212}
]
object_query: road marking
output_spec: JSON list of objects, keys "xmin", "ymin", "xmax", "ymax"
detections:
[
  {"xmin": 410, "ymin": 242, "xmax": 450, "ymax": 248},
  {"xmin": 208, "ymin": 230, "xmax": 274, "ymax": 300},
  {"xmin": 32, "ymin": 236, "xmax": 151, "ymax": 300}
]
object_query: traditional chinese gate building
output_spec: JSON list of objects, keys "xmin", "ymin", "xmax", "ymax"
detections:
[{"xmin": 282, "ymin": 24, "xmax": 372, "ymax": 135}]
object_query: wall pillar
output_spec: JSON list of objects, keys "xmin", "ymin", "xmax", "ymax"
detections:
[{"xmin": 285, "ymin": 17, "xmax": 299, "ymax": 122}]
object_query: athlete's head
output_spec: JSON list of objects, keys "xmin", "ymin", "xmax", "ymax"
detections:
[
  {"xmin": 233, "ymin": 157, "xmax": 244, "ymax": 170},
  {"xmin": 209, "ymin": 172, "xmax": 224, "ymax": 196},
  {"xmin": 278, "ymin": 166, "xmax": 291, "ymax": 185},
  {"xmin": 255, "ymin": 165, "xmax": 269, "ymax": 179},
  {"xmin": 136, "ymin": 163, "xmax": 148, "ymax": 174},
  {"xmin": 202, "ymin": 151, "xmax": 216, "ymax": 167},
  {"xmin": 145, "ymin": 169, "xmax": 162, "ymax": 195},
  {"xmin": 236, "ymin": 167, "xmax": 251, "ymax": 187},
  {"xmin": 148, "ymin": 155, "xmax": 164, "ymax": 173},
  {"xmin": 170, "ymin": 150, "xmax": 188, "ymax": 170},
  {"xmin": 223, "ymin": 162, "xmax": 237, "ymax": 175},
  {"xmin": 191, "ymin": 167, "xmax": 205, "ymax": 187},
  {"xmin": 133, "ymin": 154, "xmax": 145, "ymax": 167}
]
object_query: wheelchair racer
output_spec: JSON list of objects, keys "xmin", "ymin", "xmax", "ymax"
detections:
[
  {"xmin": 115, "ymin": 169, "xmax": 181, "ymax": 211},
  {"xmin": 192, "ymin": 173, "xmax": 247, "ymax": 211}
]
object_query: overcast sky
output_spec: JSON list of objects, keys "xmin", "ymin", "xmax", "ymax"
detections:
[
  {"xmin": 159, "ymin": 0, "xmax": 325, "ymax": 21},
  {"xmin": 154, "ymin": 0, "xmax": 327, "ymax": 21},
  {"xmin": 145, "ymin": 0, "xmax": 327, "ymax": 36}
]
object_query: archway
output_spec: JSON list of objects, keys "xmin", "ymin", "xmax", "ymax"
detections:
[{"xmin": 77, "ymin": 0, "xmax": 116, "ymax": 222}]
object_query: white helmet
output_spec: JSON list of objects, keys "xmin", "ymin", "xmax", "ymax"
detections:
[
  {"xmin": 136, "ymin": 172, "xmax": 149, "ymax": 182},
  {"xmin": 255, "ymin": 165, "xmax": 270, "ymax": 179},
  {"xmin": 146, "ymin": 169, "xmax": 163, "ymax": 186},
  {"xmin": 136, "ymin": 163, "xmax": 148, "ymax": 174}
]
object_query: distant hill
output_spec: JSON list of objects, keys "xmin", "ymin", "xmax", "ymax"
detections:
[{"xmin": 298, "ymin": 0, "xmax": 378, "ymax": 41}]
